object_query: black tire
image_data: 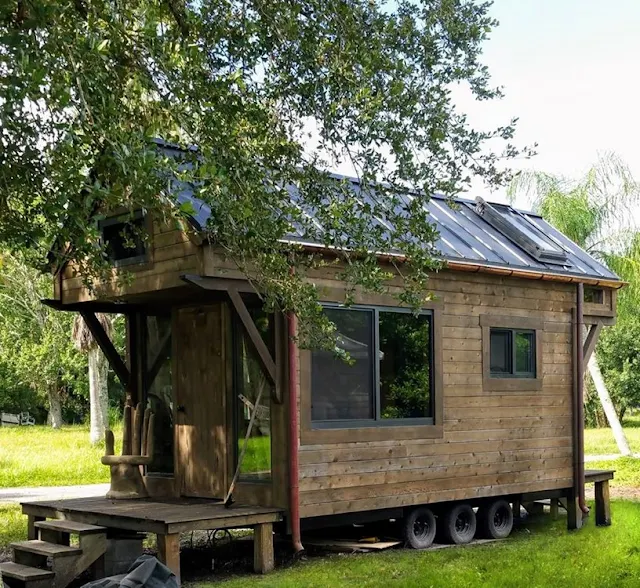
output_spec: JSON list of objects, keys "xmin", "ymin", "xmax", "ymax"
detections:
[
  {"xmin": 441, "ymin": 503, "xmax": 476, "ymax": 545},
  {"xmin": 477, "ymin": 499, "xmax": 514, "ymax": 539},
  {"xmin": 402, "ymin": 506, "xmax": 437, "ymax": 549}
]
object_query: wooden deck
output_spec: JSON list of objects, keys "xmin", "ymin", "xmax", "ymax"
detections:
[
  {"xmin": 21, "ymin": 497, "xmax": 283, "ymax": 583},
  {"xmin": 22, "ymin": 496, "xmax": 282, "ymax": 534}
]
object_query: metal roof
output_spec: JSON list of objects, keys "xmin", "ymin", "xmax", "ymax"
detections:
[{"xmin": 158, "ymin": 142, "xmax": 619, "ymax": 284}]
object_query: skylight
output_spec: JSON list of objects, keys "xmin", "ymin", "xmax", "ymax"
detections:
[{"xmin": 474, "ymin": 198, "xmax": 568, "ymax": 265}]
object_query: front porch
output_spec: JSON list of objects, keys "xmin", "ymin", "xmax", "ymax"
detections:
[{"xmin": 20, "ymin": 496, "xmax": 283, "ymax": 584}]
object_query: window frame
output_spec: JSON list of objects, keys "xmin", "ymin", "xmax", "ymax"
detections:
[
  {"xmin": 140, "ymin": 311, "xmax": 175, "ymax": 479},
  {"xmin": 476, "ymin": 200, "xmax": 568, "ymax": 265},
  {"xmin": 481, "ymin": 315, "xmax": 544, "ymax": 392},
  {"xmin": 489, "ymin": 327, "xmax": 536, "ymax": 379},
  {"xmin": 98, "ymin": 210, "xmax": 150, "ymax": 268},
  {"xmin": 231, "ymin": 309, "xmax": 274, "ymax": 484},
  {"xmin": 308, "ymin": 303, "xmax": 438, "ymax": 430}
]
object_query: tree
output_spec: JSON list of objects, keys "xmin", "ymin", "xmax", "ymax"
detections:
[
  {"xmin": 508, "ymin": 153, "xmax": 640, "ymax": 455},
  {"xmin": 0, "ymin": 0, "xmax": 532, "ymax": 346},
  {"xmin": 0, "ymin": 252, "xmax": 87, "ymax": 427},
  {"xmin": 72, "ymin": 314, "xmax": 112, "ymax": 444}
]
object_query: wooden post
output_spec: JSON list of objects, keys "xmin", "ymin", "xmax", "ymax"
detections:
[
  {"xmin": 512, "ymin": 498, "xmax": 522, "ymax": 522},
  {"xmin": 253, "ymin": 522, "xmax": 274, "ymax": 574},
  {"xmin": 157, "ymin": 533, "xmax": 181, "ymax": 585},
  {"xmin": 595, "ymin": 480, "xmax": 611, "ymax": 526},
  {"xmin": 27, "ymin": 515, "xmax": 45, "ymax": 540},
  {"xmin": 550, "ymin": 499, "xmax": 559, "ymax": 520},
  {"xmin": 567, "ymin": 493, "xmax": 584, "ymax": 530}
]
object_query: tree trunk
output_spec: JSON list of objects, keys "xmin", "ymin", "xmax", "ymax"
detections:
[
  {"xmin": 588, "ymin": 355, "xmax": 632, "ymax": 456},
  {"xmin": 47, "ymin": 385, "xmax": 63, "ymax": 429},
  {"xmin": 88, "ymin": 346, "xmax": 110, "ymax": 445}
]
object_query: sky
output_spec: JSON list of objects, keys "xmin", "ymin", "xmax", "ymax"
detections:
[{"xmin": 461, "ymin": 0, "xmax": 640, "ymax": 203}]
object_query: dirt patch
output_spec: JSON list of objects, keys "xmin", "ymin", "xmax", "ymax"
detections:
[{"xmin": 586, "ymin": 486, "xmax": 640, "ymax": 501}]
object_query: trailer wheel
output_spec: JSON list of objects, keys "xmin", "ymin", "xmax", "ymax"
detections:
[
  {"xmin": 441, "ymin": 503, "xmax": 476, "ymax": 544},
  {"xmin": 477, "ymin": 499, "xmax": 513, "ymax": 539},
  {"xmin": 402, "ymin": 506, "xmax": 437, "ymax": 549}
]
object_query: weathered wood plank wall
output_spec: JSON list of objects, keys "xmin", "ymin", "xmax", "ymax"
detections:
[
  {"xmin": 60, "ymin": 221, "xmax": 201, "ymax": 303},
  {"xmin": 297, "ymin": 268, "xmax": 575, "ymax": 518}
]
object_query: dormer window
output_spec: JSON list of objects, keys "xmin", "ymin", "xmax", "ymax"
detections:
[
  {"xmin": 100, "ymin": 211, "xmax": 148, "ymax": 267},
  {"xmin": 474, "ymin": 198, "xmax": 568, "ymax": 265}
]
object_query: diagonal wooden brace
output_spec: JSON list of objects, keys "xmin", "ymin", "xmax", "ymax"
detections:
[
  {"xmin": 583, "ymin": 321, "xmax": 603, "ymax": 366},
  {"xmin": 80, "ymin": 310, "xmax": 130, "ymax": 388},
  {"xmin": 228, "ymin": 288, "xmax": 276, "ymax": 384}
]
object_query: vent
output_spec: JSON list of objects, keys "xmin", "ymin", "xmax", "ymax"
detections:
[{"xmin": 474, "ymin": 198, "xmax": 568, "ymax": 265}]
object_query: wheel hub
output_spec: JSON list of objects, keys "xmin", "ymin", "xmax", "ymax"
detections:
[{"xmin": 414, "ymin": 516, "xmax": 432, "ymax": 540}]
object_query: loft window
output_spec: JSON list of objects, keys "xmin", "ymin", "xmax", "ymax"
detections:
[
  {"xmin": 311, "ymin": 306, "xmax": 434, "ymax": 427},
  {"xmin": 100, "ymin": 211, "xmax": 148, "ymax": 267},
  {"xmin": 489, "ymin": 328, "xmax": 536, "ymax": 378},
  {"xmin": 584, "ymin": 287, "xmax": 604, "ymax": 304},
  {"xmin": 475, "ymin": 198, "xmax": 567, "ymax": 265}
]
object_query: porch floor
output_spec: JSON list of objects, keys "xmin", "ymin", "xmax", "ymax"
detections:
[
  {"xmin": 22, "ymin": 496, "xmax": 283, "ymax": 535},
  {"xmin": 21, "ymin": 496, "xmax": 283, "ymax": 583}
]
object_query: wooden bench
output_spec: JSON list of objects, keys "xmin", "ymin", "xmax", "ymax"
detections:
[
  {"xmin": 526, "ymin": 469, "xmax": 614, "ymax": 527},
  {"xmin": 1, "ymin": 412, "xmax": 35, "ymax": 426},
  {"xmin": 585, "ymin": 468, "xmax": 614, "ymax": 526}
]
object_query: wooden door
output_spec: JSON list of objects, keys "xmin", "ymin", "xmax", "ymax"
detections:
[{"xmin": 174, "ymin": 303, "xmax": 227, "ymax": 498}]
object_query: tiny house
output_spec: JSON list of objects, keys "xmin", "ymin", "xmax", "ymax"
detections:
[{"xmin": 7, "ymin": 150, "xmax": 620, "ymax": 586}]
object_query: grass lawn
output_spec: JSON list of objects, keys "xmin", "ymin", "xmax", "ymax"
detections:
[
  {"xmin": 191, "ymin": 501, "xmax": 640, "ymax": 588},
  {"xmin": 0, "ymin": 424, "xmax": 120, "ymax": 488},
  {"xmin": 0, "ymin": 503, "xmax": 26, "ymax": 549},
  {"xmin": 584, "ymin": 413, "xmax": 640, "ymax": 456},
  {"xmin": 240, "ymin": 436, "xmax": 271, "ymax": 475}
]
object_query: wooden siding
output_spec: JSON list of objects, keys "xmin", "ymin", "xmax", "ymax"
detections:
[
  {"xmin": 298, "ymin": 268, "xmax": 576, "ymax": 518},
  {"xmin": 59, "ymin": 220, "xmax": 201, "ymax": 303}
]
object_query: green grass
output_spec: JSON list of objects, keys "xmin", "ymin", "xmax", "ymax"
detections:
[
  {"xmin": 584, "ymin": 414, "xmax": 640, "ymax": 456},
  {"xmin": 0, "ymin": 503, "xmax": 26, "ymax": 548},
  {"xmin": 0, "ymin": 424, "xmax": 120, "ymax": 488},
  {"xmin": 240, "ymin": 436, "xmax": 271, "ymax": 475},
  {"xmin": 191, "ymin": 501, "xmax": 640, "ymax": 588},
  {"xmin": 588, "ymin": 458, "xmax": 640, "ymax": 489}
]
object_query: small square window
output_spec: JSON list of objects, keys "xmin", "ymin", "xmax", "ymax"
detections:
[
  {"xmin": 100, "ymin": 211, "xmax": 148, "ymax": 267},
  {"xmin": 584, "ymin": 287, "xmax": 604, "ymax": 304},
  {"xmin": 490, "ymin": 328, "xmax": 536, "ymax": 378}
]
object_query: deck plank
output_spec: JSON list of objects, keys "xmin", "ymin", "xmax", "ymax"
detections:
[
  {"xmin": 585, "ymin": 469, "xmax": 615, "ymax": 484},
  {"xmin": 21, "ymin": 497, "xmax": 283, "ymax": 535}
]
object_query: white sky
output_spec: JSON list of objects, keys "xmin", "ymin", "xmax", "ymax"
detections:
[
  {"xmin": 328, "ymin": 1, "xmax": 640, "ymax": 207},
  {"xmin": 460, "ymin": 0, "xmax": 640, "ymax": 203}
]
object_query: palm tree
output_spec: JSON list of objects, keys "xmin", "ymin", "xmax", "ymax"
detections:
[
  {"xmin": 72, "ymin": 314, "xmax": 112, "ymax": 444},
  {"xmin": 508, "ymin": 153, "xmax": 640, "ymax": 456}
]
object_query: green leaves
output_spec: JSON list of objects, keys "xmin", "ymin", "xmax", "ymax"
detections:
[{"xmin": 0, "ymin": 0, "xmax": 525, "ymax": 343}]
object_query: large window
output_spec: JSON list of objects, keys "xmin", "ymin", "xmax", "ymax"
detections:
[
  {"xmin": 489, "ymin": 328, "xmax": 536, "ymax": 378},
  {"xmin": 311, "ymin": 306, "xmax": 433, "ymax": 426}
]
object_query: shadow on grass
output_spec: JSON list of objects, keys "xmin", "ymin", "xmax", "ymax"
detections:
[{"xmin": 186, "ymin": 501, "xmax": 640, "ymax": 588}]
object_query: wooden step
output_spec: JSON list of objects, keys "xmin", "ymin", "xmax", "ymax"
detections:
[
  {"xmin": 11, "ymin": 540, "xmax": 82, "ymax": 558},
  {"xmin": 35, "ymin": 519, "xmax": 106, "ymax": 535},
  {"xmin": 0, "ymin": 561, "xmax": 55, "ymax": 581}
]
